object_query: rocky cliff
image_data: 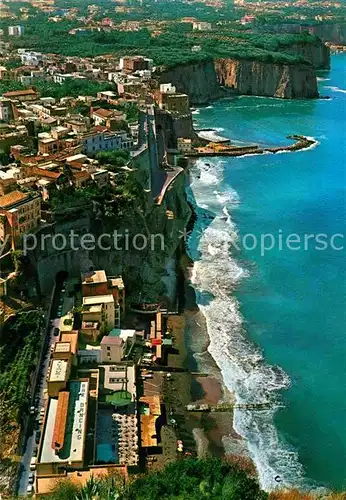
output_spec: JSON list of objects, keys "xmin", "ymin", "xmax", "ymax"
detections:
[
  {"xmin": 30, "ymin": 148, "xmax": 191, "ymax": 307},
  {"xmin": 159, "ymin": 58, "xmax": 318, "ymax": 103},
  {"xmin": 280, "ymin": 42, "xmax": 330, "ymax": 69},
  {"xmin": 92, "ymin": 169, "xmax": 191, "ymax": 306},
  {"xmin": 215, "ymin": 59, "xmax": 318, "ymax": 99},
  {"xmin": 312, "ymin": 23, "xmax": 346, "ymax": 45},
  {"xmin": 259, "ymin": 23, "xmax": 346, "ymax": 45},
  {"xmin": 159, "ymin": 60, "xmax": 227, "ymax": 104}
]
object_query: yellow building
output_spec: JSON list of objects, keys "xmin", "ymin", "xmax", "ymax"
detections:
[
  {"xmin": 82, "ymin": 295, "xmax": 115, "ymax": 333},
  {"xmin": 81, "ymin": 271, "xmax": 125, "ymax": 329},
  {"xmin": 0, "ymin": 190, "xmax": 41, "ymax": 248},
  {"xmin": 47, "ymin": 358, "xmax": 71, "ymax": 397}
]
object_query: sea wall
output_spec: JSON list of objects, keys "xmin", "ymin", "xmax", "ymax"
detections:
[{"xmin": 154, "ymin": 108, "xmax": 199, "ymax": 149}]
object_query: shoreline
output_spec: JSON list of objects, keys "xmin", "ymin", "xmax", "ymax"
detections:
[{"xmin": 176, "ymin": 246, "xmax": 255, "ymax": 470}]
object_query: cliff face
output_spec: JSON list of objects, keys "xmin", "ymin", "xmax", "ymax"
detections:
[
  {"xmin": 280, "ymin": 42, "xmax": 330, "ymax": 69},
  {"xmin": 215, "ymin": 59, "xmax": 318, "ymax": 99},
  {"xmin": 159, "ymin": 60, "xmax": 226, "ymax": 104},
  {"xmin": 259, "ymin": 23, "xmax": 346, "ymax": 45},
  {"xmin": 159, "ymin": 58, "xmax": 318, "ymax": 102},
  {"xmin": 31, "ymin": 149, "xmax": 191, "ymax": 307},
  {"xmin": 312, "ymin": 23, "xmax": 346, "ymax": 45},
  {"xmin": 90, "ymin": 170, "xmax": 191, "ymax": 306}
]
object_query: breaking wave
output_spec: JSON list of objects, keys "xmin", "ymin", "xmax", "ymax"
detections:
[
  {"xmin": 325, "ymin": 85, "xmax": 346, "ymax": 94},
  {"xmin": 187, "ymin": 158, "xmax": 307, "ymax": 491},
  {"xmin": 197, "ymin": 127, "xmax": 228, "ymax": 142}
]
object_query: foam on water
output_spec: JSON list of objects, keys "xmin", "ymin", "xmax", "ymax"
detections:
[
  {"xmin": 187, "ymin": 158, "xmax": 307, "ymax": 491},
  {"xmin": 197, "ymin": 127, "xmax": 228, "ymax": 142},
  {"xmin": 325, "ymin": 85, "xmax": 346, "ymax": 94}
]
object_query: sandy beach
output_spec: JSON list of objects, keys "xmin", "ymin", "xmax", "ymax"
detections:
[{"xmin": 172, "ymin": 250, "xmax": 252, "ymax": 464}]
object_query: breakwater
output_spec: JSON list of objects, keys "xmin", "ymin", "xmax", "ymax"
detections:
[{"xmin": 186, "ymin": 135, "xmax": 317, "ymax": 158}]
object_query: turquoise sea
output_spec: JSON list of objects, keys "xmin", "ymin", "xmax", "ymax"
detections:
[{"xmin": 187, "ymin": 54, "xmax": 346, "ymax": 491}]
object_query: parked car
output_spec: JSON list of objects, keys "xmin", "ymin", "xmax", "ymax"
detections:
[
  {"xmin": 54, "ymin": 327, "xmax": 59, "ymax": 336},
  {"xmin": 26, "ymin": 484, "xmax": 33, "ymax": 494},
  {"xmin": 29, "ymin": 406, "xmax": 35, "ymax": 415},
  {"xmin": 32, "ymin": 447, "xmax": 38, "ymax": 457},
  {"xmin": 30, "ymin": 457, "xmax": 37, "ymax": 470},
  {"xmin": 35, "ymin": 432, "xmax": 41, "ymax": 445},
  {"xmin": 28, "ymin": 472, "xmax": 35, "ymax": 484}
]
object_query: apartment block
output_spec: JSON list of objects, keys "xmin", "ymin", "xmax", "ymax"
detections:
[
  {"xmin": 82, "ymin": 271, "xmax": 125, "ymax": 329},
  {"xmin": 0, "ymin": 191, "xmax": 41, "ymax": 247}
]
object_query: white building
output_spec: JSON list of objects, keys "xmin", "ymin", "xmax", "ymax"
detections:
[
  {"xmin": 177, "ymin": 138, "xmax": 192, "ymax": 153},
  {"xmin": 192, "ymin": 22, "xmax": 212, "ymax": 31},
  {"xmin": 8, "ymin": 26, "xmax": 24, "ymax": 36},
  {"xmin": 82, "ymin": 130, "xmax": 133, "ymax": 154},
  {"xmin": 100, "ymin": 329, "xmax": 136, "ymax": 363},
  {"xmin": 160, "ymin": 83, "xmax": 176, "ymax": 94},
  {"xmin": 21, "ymin": 51, "xmax": 44, "ymax": 66},
  {"xmin": 53, "ymin": 73, "xmax": 74, "ymax": 84}
]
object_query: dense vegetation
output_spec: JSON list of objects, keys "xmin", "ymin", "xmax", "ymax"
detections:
[
  {"xmin": 1, "ymin": 3, "xmax": 320, "ymax": 68},
  {"xmin": 5, "ymin": 23, "xmax": 313, "ymax": 67},
  {"xmin": 44, "ymin": 457, "xmax": 267, "ymax": 500},
  {"xmin": 0, "ymin": 310, "xmax": 42, "ymax": 437},
  {"xmin": 0, "ymin": 78, "xmax": 114, "ymax": 101},
  {"xmin": 49, "ymin": 156, "xmax": 143, "ymax": 220}
]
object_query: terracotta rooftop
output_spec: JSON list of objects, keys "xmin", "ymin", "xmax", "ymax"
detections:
[
  {"xmin": 60, "ymin": 331, "xmax": 78, "ymax": 355},
  {"xmin": 73, "ymin": 170, "xmax": 90, "ymax": 180},
  {"xmin": 140, "ymin": 415, "xmax": 157, "ymax": 447},
  {"xmin": 140, "ymin": 395, "xmax": 161, "ymax": 415},
  {"xmin": 0, "ymin": 190, "xmax": 29, "ymax": 208},
  {"xmin": 32, "ymin": 167, "xmax": 62, "ymax": 179},
  {"xmin": 100, "ymin": 336, "xmax": 123, "ymax": 346},
  {"xmin": 3, "ymin": 88, "xmax": 38, "ymax": 97},
  {"xmin": 52, "ymin": 391, "xmax": 69, "ymax": 452},
  {"xmin": 94, "ymin": 125, "xmax": 108, "ymax": 133},
  {"xmin": 93, "ymin": 108, "xmax": 113, "ymax": 118}
]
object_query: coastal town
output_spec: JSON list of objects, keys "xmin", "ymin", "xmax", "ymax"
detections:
[
  {"xmin": 16, "ymin": 269, "xmax": 192, "ymax": 496},
  {"xmin": 0, "ymin": 41, "xmax": 233, "ymax": 498},
  {"xmin": 0, "ymin": 0, "xmax": 345, "ymax": 498}
]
